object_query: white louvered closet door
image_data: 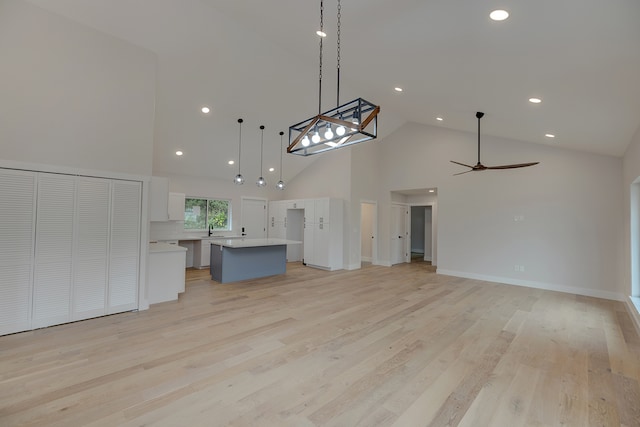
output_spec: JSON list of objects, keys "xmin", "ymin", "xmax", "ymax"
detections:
[
  {"xmin": 108, "ymin": 180, "xmax": 141, "ymax": 314},
  {"xmin": 73, "ymin": 177, "xmax": 111, "ymax": 321},
  {"xmin": 0, "ymin": 169, "xmax": 37, "ymax": 335},
  {"xmin": 33, "ymin": 173, "xmax": 76, "ymax": 328}
]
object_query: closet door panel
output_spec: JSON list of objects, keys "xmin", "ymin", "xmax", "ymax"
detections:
[
  {"xmin": 32, "ymin": 174, "xmax": 75, "ymax": 328},
  {"xmin": 73, "ymin": 178, "xmax": 110, "ymax": 321},
  {"xmin": 108, "ymin": 181, "xmax": 141, "ymax": 313},
  {"xmin": 0, "ymin": 169, "xmax": 36, "ymax": 335}
]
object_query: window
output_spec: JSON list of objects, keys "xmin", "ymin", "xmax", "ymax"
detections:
[{"xmin": 184, "ymin": 197, "xmax": 231, "ymax": 231}]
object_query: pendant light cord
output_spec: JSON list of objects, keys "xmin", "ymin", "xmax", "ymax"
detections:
[
  {"xmin": 279, "ymin": 131, "xmax": 284, "ymax": 181},
  {"xmin": 318, "ymin": 0, "xmax": 324, "ymax": 115},
  {"xmin": 260, "ymin": 125, "xmax": 265, "ymax": 175},
  {"xmin": 336, "ymin": 0, "xmax": 341, "ymax": 107},
  {"xmin": 237, "ymin": 118, "xmax": 243, "ymax": 174},
  {"xmin": 477, "ymin": 115, "xmax": 481, "ymax": 165}
]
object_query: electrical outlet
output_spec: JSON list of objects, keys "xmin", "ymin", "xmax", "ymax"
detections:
[{"xmin": 514, "ymin": 264, "xmax": 525, "ymax": 272}]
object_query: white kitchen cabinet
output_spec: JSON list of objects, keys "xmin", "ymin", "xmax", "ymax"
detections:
[
  {"xmin": 303, "ymin": 198, "xmax": 343, "ymax": 270},
  {"xmin": 150, "ymin": 177, "xmax": 184, "ymax": 222},
  {"xmin": 149, "ymin": 176, "xmax": 169, "ymax": 221},
  {"xmin": 193, "ymin": 239, "xmax": 212, "ymax": 269},
  {"xmin": 168, "ymin": 192, "xmax": 185, "ymax": 221},
  {"xmin": 0, "ymin": 169, "xmax": 36, "ymax": 336},
  {"xmin": 268, "ymin": 201, "xmax": 286, "ymax": 239},
  {"xmin": 148, "ymin": 243, "xmax": 187, "ymax": 304}
]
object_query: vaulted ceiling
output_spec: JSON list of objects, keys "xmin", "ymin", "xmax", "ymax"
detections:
[{"xmin": 27, "ymin": 0, "xmax": 640, "ymax": 182}]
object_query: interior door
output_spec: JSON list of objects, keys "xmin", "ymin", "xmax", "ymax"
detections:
[
  {"xmin": 391, "ymin": 204, "xmax": 408, "ymax": 265},
  {"xmin": 241, "ymin": 198, "xmax": 267, "ymax": 239}
]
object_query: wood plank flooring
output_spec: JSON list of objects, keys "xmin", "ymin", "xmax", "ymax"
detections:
[{"xmin": 1, "ymin": 262, "xmax": 639, "ymax": 426}]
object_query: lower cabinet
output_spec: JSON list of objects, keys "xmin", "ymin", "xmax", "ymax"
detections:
[
  {"xmin": 193, "ymin": 239, "xmax": 212, "ymax": 269},
  {"xmin": 0, "ymin": 169, "xmax": 141, "ymax": 336},
  {"xmin": 303, "ymin": 198, "xmax": 343, "ymax": 270},
  {"xmin": 148, "ymin": 247, "xmax": 186, "ymax": 304}
]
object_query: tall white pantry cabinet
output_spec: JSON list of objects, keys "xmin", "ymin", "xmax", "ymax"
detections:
[
  {"xmin": 269, "ymin": 197, "xmax": 343, "ymax": 270},
  {"xmin": 0, "ymin": 168, "xmax": 141, "ymax": 336}
]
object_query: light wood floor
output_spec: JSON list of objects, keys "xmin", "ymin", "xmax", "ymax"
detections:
[{"xmin": 1, "ymin": 262, "xmax": 639, "ymax": 426}]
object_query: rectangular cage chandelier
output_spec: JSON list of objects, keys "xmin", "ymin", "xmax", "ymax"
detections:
[
  {"xmin": 287, "ymin": 0, "xmax": 380, "ymax": 156},
  {"xmin": 288, "ymin": 98, "xmax": 379, "ymax": 156}
]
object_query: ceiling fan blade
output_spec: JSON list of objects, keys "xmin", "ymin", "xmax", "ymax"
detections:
[
  {"xmin": 450, "ymin": 160, "xmax": 475, "ymax": 168},
  {"xmin": 486, "ymin": 162, "xmax": 539, "ymax": 170},
  {"xmin": 453, "ymin": 169, "xmax": 474, "ymax": 176}
]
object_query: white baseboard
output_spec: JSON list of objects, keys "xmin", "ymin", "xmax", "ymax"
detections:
[
  {"xmin": 361, "ymin": 257, "xmax": 372, "ymax": 263},
  {"xmin": 424, "ymin": 256, "xmax": 432, "ymax": 262},
  {"xmin": 345, "ymin": 263, "xmax": 361, "ymax": 270},
  {"xmin": 378, "ymin": 260, "xmax": 392, "ymax": 267},
  {"xmin": 436, "ymin": 269, "xmax": 625, "ymax": 302},
  {"xmin": 627, "ymin": 297, "xmax": 640, "ymax": 337}
]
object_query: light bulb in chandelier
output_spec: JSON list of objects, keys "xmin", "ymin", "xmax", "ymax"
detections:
[
  {"xmin": 256, "ymin": 176, "xmax": 266, "ymax": 187},
  {"xmin": 234, "ymin": 174, "xmax": 244, "ymax": 185},
  {"xmin": 324, "ymin": 123, "xmax": 334, "ymax": 140},
  {"xmin": 276, "ymin": 180, "xmax": 285, "ymax": 190},
  {"xmin": 336, "ymin": 125, "xmax": 346, "ymax": 136},
  {"xmin": 302, "ymin": 135, "xmax": 310, "ymax": 147},
  {"xmin": 312, "ymin": 131, "xmax": 321, "ymax": 144}
]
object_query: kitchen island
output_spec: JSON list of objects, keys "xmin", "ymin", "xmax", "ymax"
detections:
[{"xmin": 209, "ymin": 238, "xmax": 301, "ymax": 283}]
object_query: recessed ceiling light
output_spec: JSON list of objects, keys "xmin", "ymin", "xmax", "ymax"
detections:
[
  {"xmin": 316, "ymin": 30, "xmax": 326, "ymax": 37},
  {"xmin": 545, "ymin": 134, "xmax": 555, "ymax": 138},
  {"xmin": 269, "ymin": 167, "xmax": 275, "ymax": 172},
  {"xmin": 201, "ymin": 106, "xmax": 210, "ymax": 114},
  {"xmin": 489, "ymin": 10, "xmax": 509, "ymax": 21},
  {"xmin": 175, "ymin": 151, "xmax": 183, "ymax": 156},
  {"xmin": 529, "ymin": 98, "xmax": 542, "ymax": 104},
  {"xmin": 428, "ymin": 189, "xmax": 435, "ymax": 193},
  {"xmin": 228, "ymin": 160, "xmax": 234, "ymax": 165},
  {"xmin": 436, "ymin": 117, "xmax": 443, "ymax": 121},
  {"xmin": 394, "ymin": 87, "xmax": 403, "ymax": 92}
]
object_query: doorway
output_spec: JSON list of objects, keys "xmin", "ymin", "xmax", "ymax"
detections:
[
  {"xmin": 410, "ymin": 205, "xmax": 433, "ymax": 263},
  {"xmin": 240, "ymin": 197, "xmax": 267, "ymax": 238}
]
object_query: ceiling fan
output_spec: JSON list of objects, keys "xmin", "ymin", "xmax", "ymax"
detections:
[{"xmin": 451, "ymin": 112, "xmax": 539, "ymax": 175}]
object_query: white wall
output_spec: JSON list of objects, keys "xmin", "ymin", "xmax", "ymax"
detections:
[
  {"xmin": 622, "ymin": 123, "xmax": 640, "ymax": 331},
  {"xmin": 0, "ymin": 0, "xmax": 156, "ymax": 176},
  {"xmin": 372, "ymin": 122, "xmax": 623, "ymax": 300}
]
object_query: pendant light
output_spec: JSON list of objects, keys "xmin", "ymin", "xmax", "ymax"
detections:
[
  {"xmin": 288, "ymin": 0, "xmax": 380, "ymax": 156},
  {"xmin": 233, "ymin": 118, "xmax": 244, "ymax": 184},
  {"xmin": 276, "ymin": 131, "xmax": 286, "ymax": 190},
  {"xmin": 256, "ymin": 125, "xmax": 267, "ymax": 187}
]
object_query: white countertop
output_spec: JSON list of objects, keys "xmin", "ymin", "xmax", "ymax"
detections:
[
  {"xmin": 154, "ymin": 235, "xmax": 244, "ymax": 242},
  {"xmin": 210, "ymin": 238, "xmax": 302, "ymax": 248},
  {"xmin": 149, "ymin": 242, "xmax": 188, "ymax": 253}
]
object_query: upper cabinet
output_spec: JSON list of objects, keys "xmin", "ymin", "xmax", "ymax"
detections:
[
  {"xmin": 149, "ymin": 176, "xmax": 184, "ymax": 221},
  {"xmin": 168, "ymin": 192, "xmax": 185, "ymax": 221}
]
